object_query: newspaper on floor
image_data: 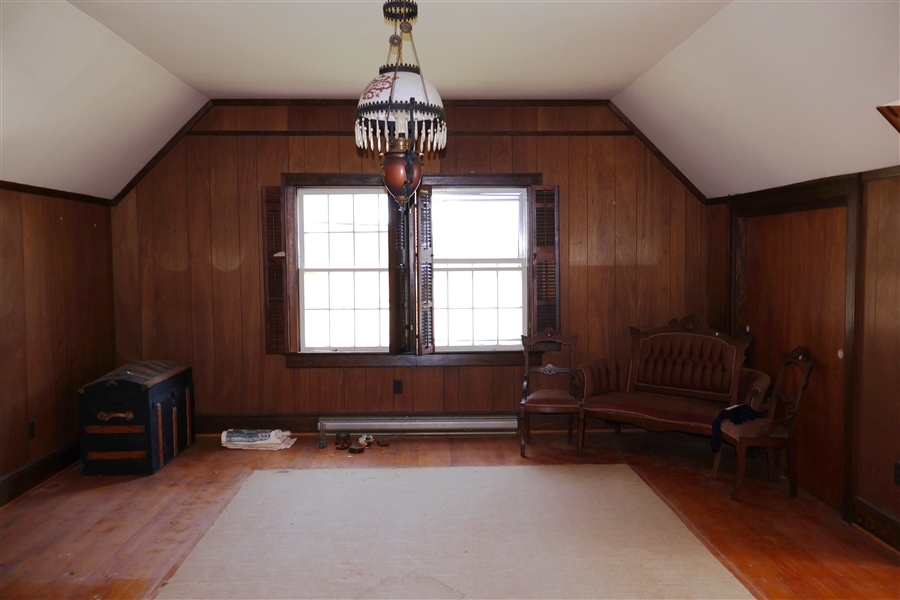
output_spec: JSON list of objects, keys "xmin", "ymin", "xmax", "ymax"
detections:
[{"xmin": 221, "ymin": 429, "xmax": 296, "ymax": 450}]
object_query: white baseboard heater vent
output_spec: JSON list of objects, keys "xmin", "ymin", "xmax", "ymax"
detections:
[{"xmin": 318, "ymin": 416, "xmax": 518, "ymax": 447}]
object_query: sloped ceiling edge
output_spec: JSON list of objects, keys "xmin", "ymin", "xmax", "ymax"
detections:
[
  {"xmin": 612, "ymin": 1, "xmax": 900, "ymax": 199},
  {"xmin": 0, "ymin": 1, "xmax": 208, "ymax": 199}
]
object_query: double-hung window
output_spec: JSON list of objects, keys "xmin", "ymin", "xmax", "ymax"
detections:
[
  {"xmin": 261, "ymin": 177, "xmax": 559, "ymax": 360},
  {"xmin": 297, "ymin": 190, "xmax": 390, "ymax": 352},
  {"xmin": 431, "ymin": 188, "xmax": 527, "ymax": 350}
]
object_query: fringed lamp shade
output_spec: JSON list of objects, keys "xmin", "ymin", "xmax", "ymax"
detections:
[{"xmin": 356, "ymin": 66, "xmax": 446, "ymax": 154}]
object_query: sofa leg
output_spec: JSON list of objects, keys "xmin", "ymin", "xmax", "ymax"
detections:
[
  {"xmin": 567, "ymin": 414, "xmax": 575, "ymax": 445},
  {"xmin": 709, "ymin": 451, "xmax": 722, "ymax": 479}
]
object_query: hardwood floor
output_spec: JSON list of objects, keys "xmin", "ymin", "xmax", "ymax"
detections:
[{"xmin": 1, "ymin": 429, "xmax": 897, "ymax": 599}]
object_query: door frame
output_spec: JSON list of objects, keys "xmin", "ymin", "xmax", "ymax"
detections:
[{"xmin": 725, "ymin": 173, "xmax": 861, "ymax": 522}]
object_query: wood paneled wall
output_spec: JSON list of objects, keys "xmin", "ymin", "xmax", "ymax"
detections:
[
  {"xmin": 0, "ymin": 191, "xmax": 115, "ymax": 478},
  {"xmin": 856, "ymin": 175, "xmax": 900, "ymax": 519},
  {"xmin": 111, "ymin": 102, "xmax": 718, "ymax": 420}
]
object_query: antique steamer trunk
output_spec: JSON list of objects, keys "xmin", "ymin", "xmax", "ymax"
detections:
[{"xmin": 78, "ymin": 360, "xmax": 194, "ymax": 475}]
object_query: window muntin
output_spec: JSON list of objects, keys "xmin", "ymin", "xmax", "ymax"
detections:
[
  {"xmin": 298, "ymin": 190, "xmax": 390, "ymax": 352},
  {"xmin": 431, "ymin": 188, "xmax": 527, "ymax": 351}
]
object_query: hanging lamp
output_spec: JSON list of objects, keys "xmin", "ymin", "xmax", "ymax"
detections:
[{"xmin": 356, "ymin": 0, "xmax": 447, "ymax": 206}]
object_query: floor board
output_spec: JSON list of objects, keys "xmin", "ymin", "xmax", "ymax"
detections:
[{"xmin": 1, "ymin": 430, "xmax": 897, "ymax": 599}]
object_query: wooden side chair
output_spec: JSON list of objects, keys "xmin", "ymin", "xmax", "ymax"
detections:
[
  {"xmin": 710, "ymin": 346, "xmax": 815, "ymax": 500},
  {"xmin": 520, "ymin": 329, "xmax": 580, "ymax": 458}
]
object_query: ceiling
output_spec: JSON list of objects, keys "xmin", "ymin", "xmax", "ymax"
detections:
[{"xmin": 1, "ymin": 0, "xmax": 897, "ymax": 200}]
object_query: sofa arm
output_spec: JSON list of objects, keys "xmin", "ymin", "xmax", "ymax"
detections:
[
  {"xmin": 577, "ymin": 357, "xmax": 631, "ymax": 397},
  {"xmin": 737, "ymin": 367, "xmax": 771, "ymax": 410}
]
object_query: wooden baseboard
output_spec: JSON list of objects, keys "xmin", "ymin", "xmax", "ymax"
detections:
[
  {"xmin": 853, "ymin": 495, "xmax": 900, "ymax": 551},
  {"xmin": 0, "ymin": 442, "xmax": 79, "ymax": 507}
]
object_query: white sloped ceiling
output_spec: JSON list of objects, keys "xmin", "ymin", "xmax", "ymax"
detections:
[
  {"xmin": 2, "ymin": 1, "xmax": 897, "ymax": 200},
  {"xmin": 0, "ymin": 1, "xmax": 207, "ymax": 199},
  {"xmin": 613, "ymin": 1, "xmax": 900, "ymax": 199}
]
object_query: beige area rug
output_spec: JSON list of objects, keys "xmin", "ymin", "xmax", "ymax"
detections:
[{"xmin": 156, "ymin": 465, "xmax": 751, "ymax": 599}]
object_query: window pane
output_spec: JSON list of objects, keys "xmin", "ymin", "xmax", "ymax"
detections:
[
  {"xmin": 355, "ymin": 233, "xmax": 380, "ymax": 268},
  {"xmin": 304, "ymin": 233, "xmax": 329, "ymax": 268},
  {"xmin": 355, "ymin": 271, "xmax": 379, "ymax": 309},
  {"xmin": 330, "ymin": 310, "xmax": 354, "ymax": 346},
  {"xmin": 434, "ymin": 270, "xmax": 448, "ymax": 309},
  {"xmin": 380, "ymin": 272, "xmax": 390, "ymax": 308},
  {"xmin": 329, "ymin": 233, "xmax": 354, "ymax": 268},
  {"xmin": 356, "ymin": 309, "xmax": 380, "ymax": 347},
  {"xmin": 448, "ymin": 309, "xmax": 473, "ymax": 346},
  {"xmin": 329, "ymin": 195, "xmax": 353, "ymax": 232},
  {"xmin": 380, "ymin": 309, "xmax": 390, "ymax": 347},
  {"xmin": 435, "ymin": 308, "xmax": 448, "ymax": 347},
  {"xmin": 432, "ymin": 189, "xmax": 524, "ymax": 259},
  {"xmin": 379, "ymin": 194, "xmax": 389, "ymax": 229},
  {"xmin": 304, "ymin": 272, "xmax": 329, "ymax": 309},
  {"xmin": 354, "ymin": 194, "xmax": 380, "ymax": 231},
  {"xmin": 472, "ymin": 271, "xmax": 498, "ymax": 308},
  {"xmin": 447, "ymin": 271, "xmax": 472, "ymax": 308},
  {"xmin": 474, "ymin": 308, "xmax": 498, "ymax": 346},
  {"xmin": 498, "ymin": 271, "xmax": 523, "ymax": 308},
  {"xmin": 379, "ymin": 232, "xmax": 389, "ymax": 268},
  {"xmin": 305, "ymin": 310, "xmax": 329, "ymax": 347},
  {"xmin": 329, "ymin": 272, "xmax": 354, "ymax": 309},
  {"xmin": 498, "ymin": 308, "xmax": 523, "ymax": 345},
  {"xmin": 303, "ymin": 195, "xmax": 329, "ymax": 233}
]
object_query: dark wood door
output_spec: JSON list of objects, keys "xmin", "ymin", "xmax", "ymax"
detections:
[{"xmin": 739, "ymin": 206, "xmax": 847, "ymax": 510}]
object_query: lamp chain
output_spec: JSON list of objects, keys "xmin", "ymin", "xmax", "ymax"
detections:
[{"xmin": 408, "ymin": 33, "xmax": 429, "ymax": 106}]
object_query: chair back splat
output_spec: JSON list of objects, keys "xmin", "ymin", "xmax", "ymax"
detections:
[{"xmin": 767, "ymin": 346, "xmax": 815, "ymax": 433}]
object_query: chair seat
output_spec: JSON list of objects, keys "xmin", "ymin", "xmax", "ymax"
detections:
[
  {"xmin": 721, "ymin": 419, "xmax": 789, "ymax": 441},
  {"xmin": 523, "ymin": 389, "xmax": 579, "ymax": 412}
]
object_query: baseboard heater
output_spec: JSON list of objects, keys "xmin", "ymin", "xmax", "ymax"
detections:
[{"xmin": 317, "ymin": 416, "xmax": 518, "ymax": 447}]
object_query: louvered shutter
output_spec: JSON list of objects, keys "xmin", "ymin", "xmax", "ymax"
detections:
[
  {"xmin": 389, "ymin": 197, "xmax": 415, "ymax": 354},
  {"xmin": 415, "ymin": 186, "xmax": 435, "ymax": 355},
  {"xmin": 529, "ymin": 185, "xmax": 560, "ymax": 335},
  {"xmin": 261, "ymin": 186, "xmax": 297, "ymax": 354}
]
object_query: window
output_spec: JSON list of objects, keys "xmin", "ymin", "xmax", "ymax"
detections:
[
  {"xmin": 297, "ymin": 189, "xmax": 391, "ymax": 352},
  {"xmin": 261, "ymin": 175, "xmax": 558, "ymax": 362},
  {"xmin": 431, "ymin": 188, "xmax": 527, "ymax": 350}
]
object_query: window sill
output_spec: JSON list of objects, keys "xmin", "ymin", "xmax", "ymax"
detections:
[{"xmin": 285, "ymin": 351, "xmax": 541, "ymax": 369}]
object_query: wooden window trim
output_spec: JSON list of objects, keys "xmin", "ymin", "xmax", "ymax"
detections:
[
  {"xmin": 274, "ymin": 173, "xmax": 551, "ymax": 368},
  {"xmin": 286, "ymin": 351, "xmax": 542, "ymax": 368}
]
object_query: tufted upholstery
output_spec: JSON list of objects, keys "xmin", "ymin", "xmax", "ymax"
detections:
[
  {"xmin": 579, "ymin": 357, "xmax": 631, "ymax": 398},
  {"xmin": 632, "ymin": 333, "xmax": 738, "ymax": 399}
]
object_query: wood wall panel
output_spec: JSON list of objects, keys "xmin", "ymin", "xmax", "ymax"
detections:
[
  {"xmin": 0, "ymin": 191, "xmax": 114, "ymax": 478},
  {"xmin": 111, "ymin": 191, "xmax": 142, "ymax": 365},
  {"xmin": 856, "ymin": 176, "xmax": 900, "ymax": 517},
  {"xmin": 613, "ymin": 137, "xmax": 638, "ymax": 358},
  {"xmin": 705, "ymin": 203, "xmax": 729, "ymax": 331},
  {"xmin": 184, "ymin": 137, "xmax": 216, "ymax": 415},
  {"xmin": 392, "ymin": 367, "xmax": 416, "ymax": 412},
  {"xmin": 237, "ymin": 138, "xmax": 264, "ymax": 412},
  {"xmin": 208, "ymin": 137, "xmax": 245, "ymax": 413},
  {"xmin": 586, "ymin": 138, "xmax": 616, "ymax": 362},
  {"xmin": 107, "ymin": 102, "xmax": 715, "ymax": 420},
  {"xmin": 742, "ymin": 207, "xmax": 848, "ymax": 510},
  {"xmin": 0, "ymin": 193, "xmax": 30, "ymax": 474}
]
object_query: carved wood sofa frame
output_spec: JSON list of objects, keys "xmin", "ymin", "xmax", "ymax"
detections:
[{"xmin": 577, "ymin": 316, "xmax": 768, "ymax": 453}]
